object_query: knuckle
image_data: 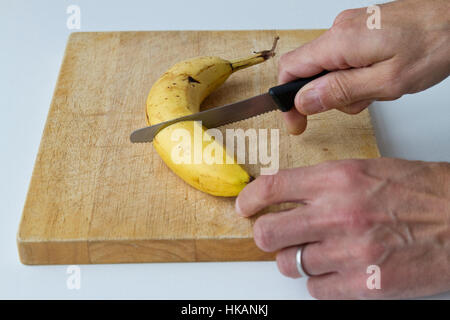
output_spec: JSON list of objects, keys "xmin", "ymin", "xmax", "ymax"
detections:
[
  {"xmin": 383, "ymin": 64, "xmax": 408, "ymax": 97},
  {"xmin": 385, "ymin": 80, "xmax": 405, "ymax": 98},
  {"xmin": 333, "ymin": 9, "xmax": 355, "ymax": 25},
  {"xmin": 330, "ymin": 18, "xmax": 355, "ymax": 36},
  {"xmin": 278, "ymin": 52, "xmax": 291, "ymax": 74},
  {"xmin": 326, "ymin": 73, "xmax": 353, "ymax": 107},
  {"xmin": 278, "ymin": 52, "xmax": 289, "ymax": 67},
  {"xmin": 328, "ymin": 160, "xmax": 364, "ymax": 187},
  {"xmin": 258, "ymin": 173, "xmax": 282, "ymax": 202},
  {"xmin": 253, "ymin": 217, "xmax": 275, "ymax": 252},
  {"xmin": 299, "ymin": 211, "xmax": 313, "ymax": 231}
]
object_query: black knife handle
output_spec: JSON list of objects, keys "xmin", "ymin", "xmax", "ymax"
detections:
[{"xmin": 268, "ymin": 70, "xmax": 329, "ymax": 112}]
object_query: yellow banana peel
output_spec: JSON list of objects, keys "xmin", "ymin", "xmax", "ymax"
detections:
[{"xmin": 146, "ymin": 38, "xmax": 278, "ymax": 196}]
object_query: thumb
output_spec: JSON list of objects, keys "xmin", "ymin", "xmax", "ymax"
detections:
[{"xmin": 294, "ymin": 65, "xmax": 389, "ymax": 115}]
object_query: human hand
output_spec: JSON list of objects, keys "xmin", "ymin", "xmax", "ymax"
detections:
[
  {"xmin": 236, "ymin": 158, "xmax": 450, "ymax": 299},
  {"xmin": 279, "ymin": 0, "xmax": 450, "ymax": 134}
]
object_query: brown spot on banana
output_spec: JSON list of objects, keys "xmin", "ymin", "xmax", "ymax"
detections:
[{"xmin": 188, "ymin": 76, "xmax": 201, "ymax": 84}]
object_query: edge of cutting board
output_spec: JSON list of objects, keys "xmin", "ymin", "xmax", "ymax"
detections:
[{"xmin": 17, "ymin": 237, "xmax": 275, "ymax": 265}]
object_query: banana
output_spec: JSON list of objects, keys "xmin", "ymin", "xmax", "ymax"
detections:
[{"xmin": 146, "ymin": 38, "xmax": 278, "ymax": 196}]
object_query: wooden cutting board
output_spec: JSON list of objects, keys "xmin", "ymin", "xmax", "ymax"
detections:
[{"xmin": 18, "ymin": 30, "xmax": 380, "ymax": 265}]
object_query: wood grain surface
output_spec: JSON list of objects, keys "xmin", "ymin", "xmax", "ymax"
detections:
[{"xmin": 17, "ymin": 30, "xmax": 380, "ymax": 265}]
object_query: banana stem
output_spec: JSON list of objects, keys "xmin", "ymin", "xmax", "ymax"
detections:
[{"xmin": 230, "ymin": 36, "xmax": 279, "ymax": 72}]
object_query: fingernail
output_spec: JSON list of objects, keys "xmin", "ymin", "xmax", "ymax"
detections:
[{"xmin": 298, "ymin": 87, "xmax": 324, "ymax": 115}]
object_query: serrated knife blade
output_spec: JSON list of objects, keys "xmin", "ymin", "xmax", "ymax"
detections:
[{"xmin": 130, "ymin": 93, "xmax": 278, "ymax": 143}]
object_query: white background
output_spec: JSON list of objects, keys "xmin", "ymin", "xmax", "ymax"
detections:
[{"xmin": 0, "ymin": 0, "xmax": 449, "ymax": 299}]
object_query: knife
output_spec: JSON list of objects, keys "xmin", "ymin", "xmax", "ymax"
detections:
[{"xmin": 130, "ymin": 71, "xmax": 328, "ymax": 143}]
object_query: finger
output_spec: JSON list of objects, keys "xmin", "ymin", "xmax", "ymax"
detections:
[
  {"xmin": 281, "ymin": 109, "xmax": 307, "ymax": 135},
  {"xmin": 307, "ymin": 273, "xmax": 353, "ymax": 299},
  {"xmin": 294, "ymin": 64, "xmax": 396, "ymax": 115},
  {"xmin": 276, "ymin": 246, "xmax": 305, "ymax": 278},
  {"xmin": 277, "ymin": 242, "xmax": 340, "ymax": 278},
  {"xmin": 253, "ymin": 207, "xmax": 330, "ymax": 252},
  {"xmin": 236, "ymin": 167, "xmax": 323, "ymax": 217},
  {"xmin": 278, "ymin": 13, "xmax": 388, "ymax": 85},
  {"xmin": 278, "ymin": 43, "xmax": 325, "ymax": 84},
  {"xmin": 307, "ymin": 271, "xmax": 373, "ymax": 299}
]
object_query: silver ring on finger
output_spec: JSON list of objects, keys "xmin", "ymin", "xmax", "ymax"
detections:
[{"xmin": 296, "ymin": 245, "xmax": 310, "ymax": 278}]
